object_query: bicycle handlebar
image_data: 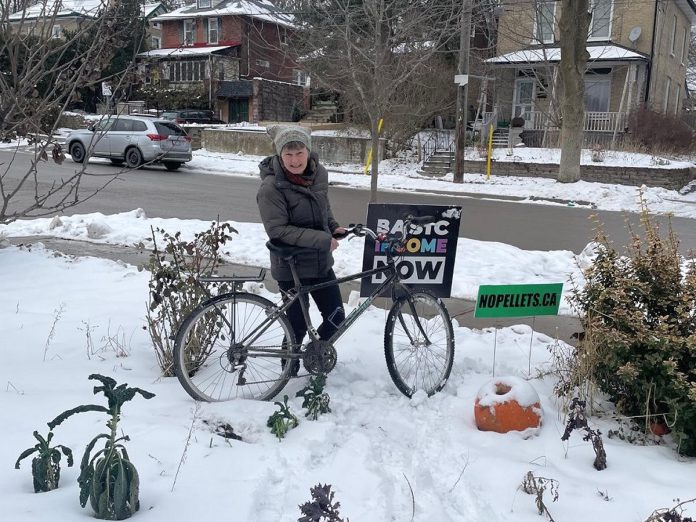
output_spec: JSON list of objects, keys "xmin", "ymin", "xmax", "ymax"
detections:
[{"xmin": 336, "ymin": 214, "xmax": 440, "ymax": 248}]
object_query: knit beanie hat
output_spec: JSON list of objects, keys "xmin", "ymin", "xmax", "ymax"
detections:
[{"xmin": 267, "ymin": 125, "xmax": 311, "ymax": 155}]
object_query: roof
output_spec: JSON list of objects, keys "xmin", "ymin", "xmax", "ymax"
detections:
[
  {"xmin": 9, "ymin": 0, "xmax": 166, "ymax": 21},
  {"xmin": 138, "ymin": 45, "xmax": 237, "ymax": 58},
  {"xmin": 487, "ymin": 45, "xmax": 649, "ymax": 66},
  {"xmin": 151, "ymin": 0, "xmax": 294, "ymax": 28},
  {"xmin": 9, "ymin": 0, "xmax": 102, "ymax": 21},
  {"xmin": 142, "ymin": 2, "xmax": 166, "ymax": 18},
  {"xmin": 216, "ymin": 80, "xmax": 253, "ymax": 97}
]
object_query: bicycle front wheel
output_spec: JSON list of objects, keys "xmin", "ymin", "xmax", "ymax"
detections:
[
  {"xmin": 384, "ymin": 290, "xmax": 455, "ymax": 397},
  {"xmin": 174, "ymin": 292, "xmax": 296, "ymax": 402}
]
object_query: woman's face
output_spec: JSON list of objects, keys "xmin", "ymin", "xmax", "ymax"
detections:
[{"xmin": 280, "ymin": 145, "xmax": 309, "ymax": 175}]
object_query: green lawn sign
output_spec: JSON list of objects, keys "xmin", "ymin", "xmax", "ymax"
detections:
[{"xmin": 475, "ymin": 283, "xmax": 563, "ymax": 318}]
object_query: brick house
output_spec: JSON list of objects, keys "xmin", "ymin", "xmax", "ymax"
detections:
[
  {"xmin": 138, "ymin": 0, "xmax": 305, "ymax": 123},
  {"xmin": 484, "ymin": 0, "xmax": 696, "ymax": 145}
]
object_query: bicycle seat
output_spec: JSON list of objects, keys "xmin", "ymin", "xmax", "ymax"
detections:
[{"xmin": 266, "ymin": 239, "xmax": 314, "ymax": 258}]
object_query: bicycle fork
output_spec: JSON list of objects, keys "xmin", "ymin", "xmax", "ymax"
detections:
[{"xmin": 396, "ymin": 296, "xmax": 433, "ymax": 347}]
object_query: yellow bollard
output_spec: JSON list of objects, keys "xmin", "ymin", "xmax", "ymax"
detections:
[{"xmin": 364, "ymin": 118, "xmax": 384, "ymax": 175}]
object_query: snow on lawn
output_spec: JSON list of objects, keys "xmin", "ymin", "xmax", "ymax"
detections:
[
  {"xmin": 0, "ymin": 210, "xmax": 587, "ymax": 315},
  {"xmin": 1, "ymin": 243, "xmax": 694, "ymax": 522}
]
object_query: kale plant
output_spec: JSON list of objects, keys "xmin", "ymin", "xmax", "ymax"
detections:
[
  {"xmin": 48, "ymin": 374, "xmax": 155, "ymax": 520},
  {"xmin": 15, "ymin": 431, "xmax": 73, "ymax": 492}
]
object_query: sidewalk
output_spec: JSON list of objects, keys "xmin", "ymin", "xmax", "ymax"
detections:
[{"xmin": 8, "ymin": 235, "xmax": 582, "ymax": 346}]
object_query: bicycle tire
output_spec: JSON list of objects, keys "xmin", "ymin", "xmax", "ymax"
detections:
[
  {"xmin": 384, "ymin": 290, "xmax": 455, "ymax": 397},
  {"xmin": 174, "ymin": 292, "xmax": 297, "ymax": 402}
]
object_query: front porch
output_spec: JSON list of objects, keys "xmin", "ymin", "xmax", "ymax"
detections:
[
  {"xmin": 480, "ymin": 44, "xmax": 649, "ymax": 147},
  {"xmin": 474, "ymin": 109, "xmax": 630, "ymax": 147}
]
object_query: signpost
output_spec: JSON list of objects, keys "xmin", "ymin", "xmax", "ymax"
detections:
[
  {"xmin": 474, "ymin": 283, "xmax": 563, "ymax": 318},
  {"xmin": 474, "ymin": 283, "xmax": 564, "ymax": 376}
]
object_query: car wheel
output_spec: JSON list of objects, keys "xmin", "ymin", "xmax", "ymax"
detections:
[
  {"xmin": 69, "ymin": 142, "xmax": 86, "ymax": 163},
  {"xmin": 125, "ymin": 147, "xmax": 143, "ymax": 169},
  {"xmin": 110, "ymin": 159, "xmax": 124, "ymax": 166},
  {"xmin": 163, "ymin": 162, "xmax": 182, "ymax": 171}
]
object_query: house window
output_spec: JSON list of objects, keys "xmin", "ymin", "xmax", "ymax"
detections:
[
  {"xmin": 168, "ymin": 60, "xmax": 207, "ymax": 83},
  {"xmin": 152, "ymin": 22, "xmax": 161, "ymax": 29},
  {"xmin": 280, "ymin": 27, "xmax": 288, "ymax": 46},
  {"xmin": 151, "ymin": 36, "xmax": 161, "ymax": 49},
  {"xmin": 584, "ymin": 72, "xmax": 611, "ymax": 112},
  {"xmin": 140, "ymin": 64, "xmax": 152, "ymax": 84},
  {"xmin": 208, "ymin": 18, "xmax": 218, "ymax": 44},
  {"xmin": 682, "ymin": 25, "xmax": 691, "ymax": 65},
  {"xmin": 674, "ymin": 82, "xmax": 680, "ymax": 114},
  {"xmin": 534, "ymin": 1, "xmax": 555, "ymax": 44},
  {"xmin": 51, "ymin": 24, "xmax": 62, "ymax": 39},
  {"xmin": 198, "ymin": 0, "xmax": 211, "ymax": 8},
  {"xmin": 670, "ymin": 15, "xmax": 677, "ymax": 55},
  {"xmin": 663, "ymin": 77, "xmax": 671, "ymax": 114},
  {"xmin": 256, "ymin": 59, "xmax": 270, "ymax": 68},
  {"xmin": 293, "ymin": 69, "xmax": 307, "ymax": 86},
  {"xmin": 183, "ymin": 19, "xmax": 195, "ymax": 45},
  {"xmin": 589, "ymin": 0, "xmax": 612, "ymax": 40}
]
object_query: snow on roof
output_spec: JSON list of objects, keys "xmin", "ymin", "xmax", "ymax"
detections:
[
  {"xmin": 138, "ymin": 45, "xmax": 236, "ymax": 58},
  {"xmin": 142, "ymin": 2, "xmax": 165, "ymax": 18},
  {"xmin": 487, "ymin": 45, "xmax": 648, "ymax": 65},
  {"xmin": 151, "ymin": 0, "xmax": 294, "ymax": 28},
  {"xmin": 9, "ymin": 0, "xmax": 103, "ymax": 21}
]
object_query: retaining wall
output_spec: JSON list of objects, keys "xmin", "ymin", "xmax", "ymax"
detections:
[
  {"xmin": 202, "ymin": 128, "xmax": 381, "ymax": 164},
  {"xmin": 460, "ymin": 159, "xmax": 696, "ymax": 190}
]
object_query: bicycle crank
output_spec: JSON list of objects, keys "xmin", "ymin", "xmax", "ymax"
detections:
[{"xmin": 303, "ymin": 340, "xmax": 337, "ymax": 375}]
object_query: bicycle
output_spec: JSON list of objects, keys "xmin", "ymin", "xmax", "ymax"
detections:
[{"xmin": 173, "ymin": 214, "xmax": 455, "ymax": 402}]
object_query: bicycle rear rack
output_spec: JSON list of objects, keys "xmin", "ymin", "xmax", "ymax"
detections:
[{"xmin": 198, "ymin": 268, "xmax": 266, "ymax": 284}]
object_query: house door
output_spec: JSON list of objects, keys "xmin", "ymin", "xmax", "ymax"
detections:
[
  {"xmin": 228, "ymin": 98, "xmax": 249, "ymax": 123},
  {"xmin": 512, "ymin": 78, "xmax": 535, "ymax": 128}
]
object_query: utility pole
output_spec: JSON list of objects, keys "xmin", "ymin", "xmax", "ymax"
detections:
[{"xmin": 454, "ymin": 0, "xmax": 472, "ymax": 184}]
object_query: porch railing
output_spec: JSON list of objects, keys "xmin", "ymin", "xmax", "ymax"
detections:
[{"xmin": 524, "ymin": 111, "xmax": 628, "ymax": 132}]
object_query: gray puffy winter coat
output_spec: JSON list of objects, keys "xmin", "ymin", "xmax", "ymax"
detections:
[{"xmin": 257, "ymin": 153, "xmax": 340, "ymax": 281}]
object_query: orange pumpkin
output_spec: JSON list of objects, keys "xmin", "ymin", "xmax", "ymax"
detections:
[{"xmin": 474, "ymin": 377, "xmax": 542, "ymax": 433}]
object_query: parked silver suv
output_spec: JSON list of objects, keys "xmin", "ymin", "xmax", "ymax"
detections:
[{"xmin": 66, "ymin": 116, "xmax": 192, "ymax": 171}]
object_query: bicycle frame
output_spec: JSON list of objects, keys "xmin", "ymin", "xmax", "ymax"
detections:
[
  {"xmin": 203, "ymin": 224, "xmax": 436, "ymax": 362},
  {"xmin": 230, "ymin": 260, "xmax": 403, "ymax": 358}
]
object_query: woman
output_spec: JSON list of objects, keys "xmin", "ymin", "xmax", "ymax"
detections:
[{"xmin": 257, "ymin": 125, "xmax": 346, "ymax": 356}]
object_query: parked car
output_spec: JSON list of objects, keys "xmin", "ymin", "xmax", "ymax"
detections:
[
  {"xmin": 160, "ymin": 109, "xmax": 226, "ymax": 125},
  {"xmin": 66, "ymin": 116, "xmax": 192, "ymax": 171}
]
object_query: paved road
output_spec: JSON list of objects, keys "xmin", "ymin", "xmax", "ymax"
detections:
[{"xmin": 4, "ymin": 150, "xmax": 696, "ymax": 254}]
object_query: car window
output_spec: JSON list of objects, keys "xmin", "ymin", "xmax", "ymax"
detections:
[
  {"xmin": 111, "ymin": 119, "xmax": 134, "ymax": 132},
  {"xmin": 154, "ymin": 122, "xmax": 187, "ymax": 136},
  {"xmin": 132, "ymin": 120, "xmax": 148, "ymax": 131},
  {"xmin": 94, "ymin": 119, "xmax": 114, "ymax": 131},
  {"xmin": 161, "ymin": 112, "xmax": 177, "ymax": 120}
]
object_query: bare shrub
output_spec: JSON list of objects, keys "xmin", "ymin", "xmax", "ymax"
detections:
[
  {"xmin": 144, "ymin": 222, "xmax": 237, "ymax": 376},
  {"xmin": 626, "ymin": 106, "xmax": 696, "ymax": 154}
]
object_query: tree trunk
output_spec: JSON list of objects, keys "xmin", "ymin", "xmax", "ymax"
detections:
[{"xmin": 558, "ymin": 0, "xmax": 591, "ymax": 183}]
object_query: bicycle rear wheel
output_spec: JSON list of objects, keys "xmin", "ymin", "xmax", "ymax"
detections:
[
  {"xmin": 174, "ymin": 292, "xmax": 296, "ymax": 402},
  {"xmin": 384, "ymin": 290, "xmax": 455, "ymax": 397}
]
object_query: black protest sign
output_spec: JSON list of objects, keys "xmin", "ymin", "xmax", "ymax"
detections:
[{"xmin": 359, "ymin": 203, "xmax": 462, "ymax": 298}]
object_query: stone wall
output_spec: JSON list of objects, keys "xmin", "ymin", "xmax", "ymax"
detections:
[
  {"xmin": 460, "ymin": 159, "xmax": 696, "ymax": 190},
  {"xmin": 202, "ymin": 128, "xmax": 380, "ymax": 164},
  {"xmin": 253, "ymin": 80, "xmax": 304, "ymax": 122}
]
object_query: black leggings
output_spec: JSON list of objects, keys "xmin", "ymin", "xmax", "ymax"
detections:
[{"xmin": 277, "ymin": 269, "xmax": 345, "ymax": 346}]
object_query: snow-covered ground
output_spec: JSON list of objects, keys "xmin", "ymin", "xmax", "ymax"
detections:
[
  {"xmin": 1, "ymin": 141, "xmax": 695, "ymax": 521},
  {"xmin": 2, "ymin": 239, "xmax": 695, "ymax": 522}
]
